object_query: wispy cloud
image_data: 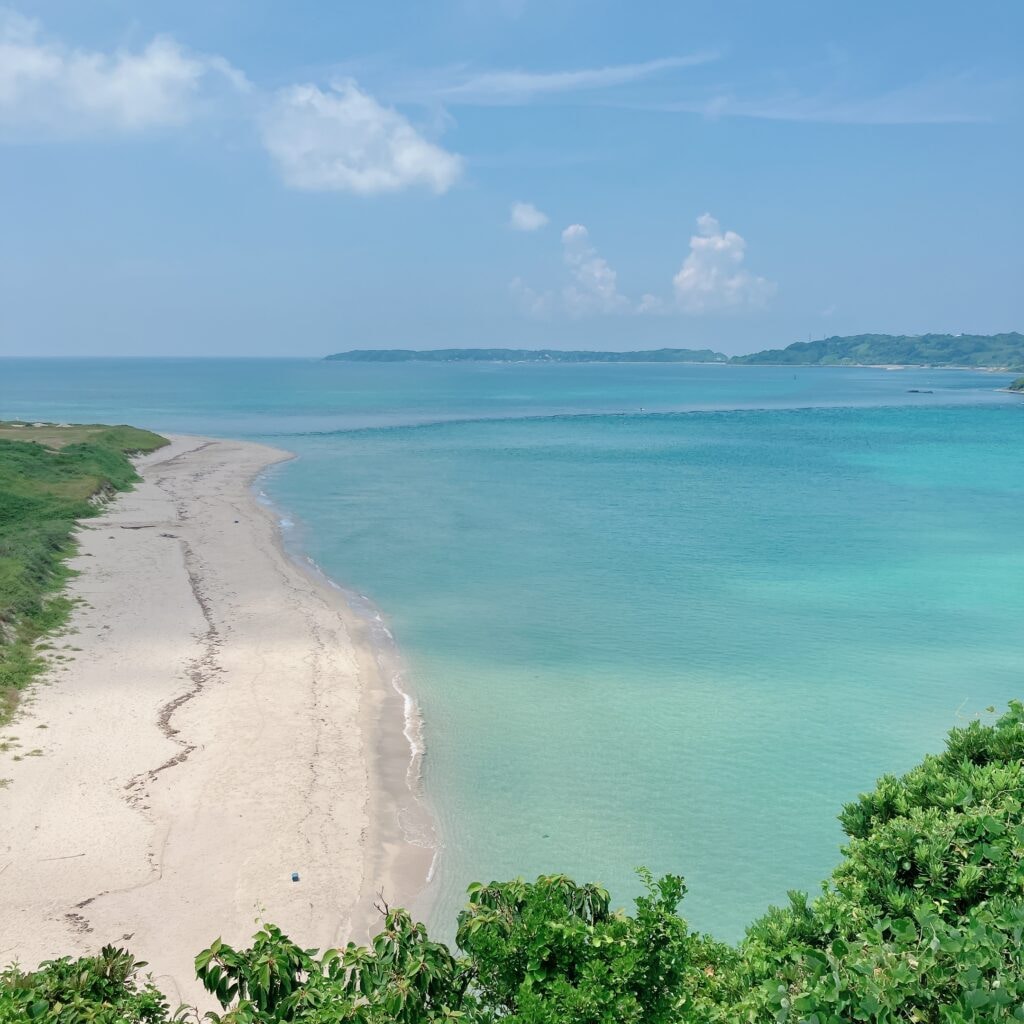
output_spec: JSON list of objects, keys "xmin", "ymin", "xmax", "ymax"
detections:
[
  {"xmin": 404, "ymin": 53, "xmax": 719, "ymax": 106},
  {"xmin": 511, "ymin": 223, "xmax": 630, "ymax": 317},
  {"xmin": 629, "ymin": 73, "xmax": 1005, "ymax": 125},
  {"xmin": 561, "ymin": 224, "xmax": 630, "ymax": 315}
]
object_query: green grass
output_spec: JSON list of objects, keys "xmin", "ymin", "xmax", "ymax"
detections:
[{"xmin": 0, "ymin": 421, "xmax": 168, "ymax": 725}]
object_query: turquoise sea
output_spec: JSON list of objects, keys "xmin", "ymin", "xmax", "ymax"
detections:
[{"xmin": 3, "ymin": 359, "xmax": 1023, "ymax": 940}]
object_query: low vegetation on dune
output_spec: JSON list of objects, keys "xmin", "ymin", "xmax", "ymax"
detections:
[
  {"xmin": 0, "ymin": 422, "xmax": 168, "ymax": 725},
  {"xmin": 5, "ymin": 702, "xmax": 1023, "ymax": 1022},
  {"xmin": 1009, "ymin": 377, "xmax": 1024, "ymax": 392}
]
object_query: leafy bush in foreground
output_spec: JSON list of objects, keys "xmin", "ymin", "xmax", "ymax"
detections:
[
  {"xmin": 0, "ymin": 946, "xmax": 170, "ymax": 1023},
  {"xmin": 194, "ymin": 914, "xmax": 473, "ymax": 1024},
  {"xmin": 455, "ymin": 871, "xmax": 737, "ymax": 1023},
  {"xmin": 3, "ymin": 704, "xmax": 1023, "ymax": 1022},
  {"xmin": 739, "ymin": 700, "xmax": 1024, "ymax": 1021}
]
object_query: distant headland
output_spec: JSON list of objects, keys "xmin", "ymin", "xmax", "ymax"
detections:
[
  {"xmin": 325, "ymin": 332, "xmax": 1024, "ymax": 370},
  {"xmin": 733, "ymin": 332, "xmax": 1024, "ymax": 369}
]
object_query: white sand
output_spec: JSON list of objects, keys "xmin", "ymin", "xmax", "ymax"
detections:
[{"xmin": 0, "ymin": 435, "xmax": 428, "ymax": 1008}]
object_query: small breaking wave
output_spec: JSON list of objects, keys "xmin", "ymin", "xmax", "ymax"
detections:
[
  {"xmin": 252, "ymin": 474, "xmax": 441, "ymax": 887},
  {"xmin": 348, "ymin": 596, "xmax": 427, "ymax": 795},
  {"xmin": 295, "ymin": 558, "xmax": 436, "ymax": 860}
]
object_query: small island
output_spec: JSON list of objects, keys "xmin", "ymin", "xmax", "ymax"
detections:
[{"xmin": 1009, "ymin": 377, "xmax": 1024, "ymax": 392}]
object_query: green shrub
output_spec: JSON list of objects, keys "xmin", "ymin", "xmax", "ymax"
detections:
[
  {"xmin": 0, "ymin": 946, "xmax": 170, "ymax": 1023},
  {"xmin": 195, "ymin": 913, "xmax": 479, "ymax": 1023},
  {"xmin": 456, "ymin": 870, "xmax": 736, "ymax": 1023},
  {"xmin": 738, "ymin": 702, "xmax": 1024, "ymax": 1021}
]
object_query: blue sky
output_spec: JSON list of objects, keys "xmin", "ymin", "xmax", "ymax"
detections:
[{"xmin": 1, "ymin": 0, "xmax": 1021, "ymax": 356}]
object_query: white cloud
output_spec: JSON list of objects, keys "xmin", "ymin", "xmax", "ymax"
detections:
[
  {"xmin": 260, "ymin": 79, "xmax": 463, "ymax": 194},
  {"xmin": 672, "ymin": 213, "xmax": 775, "ymax": 312},
  {"xmin": 416, "ymin": 53, "xmax": 718, "ymax": 105},
  {"xmin": 0, "ymin": 12, "xmax": 463, "ymax": 199},
  {"xmin": 513, "ymin": 214, "xmax": 776, "ymax": 319},
  {"xmin": 511, "ymin": 224, "xmax": 629, "ymax": 317},
  {"xmin": 560, "ymin": 224, "xmax": 629, "ymax": 316},
  {"xmin": 509, "ymin": 201, "xmax": 548, "ymax": 231},
  {"xmin": 0, "ymin": 10, "xmax": 247, "ymax": 137}
]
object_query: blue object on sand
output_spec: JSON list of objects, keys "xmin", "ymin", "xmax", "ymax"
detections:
[{"xmin": 291, "ymin": 871, "xmax": 300, "ymax": 882}]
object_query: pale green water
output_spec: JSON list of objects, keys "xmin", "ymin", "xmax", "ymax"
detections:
[{"xmin": 2, "ymin": 360, "xmax": 1022, "ymax": 939}]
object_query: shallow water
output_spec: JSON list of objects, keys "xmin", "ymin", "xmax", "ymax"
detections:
[{"xmin": 3, "ymin": 359, "xmax": 1022, "ymax": 939}]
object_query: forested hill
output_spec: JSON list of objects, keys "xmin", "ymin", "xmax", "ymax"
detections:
[
  {"xmin": 733, "ymin": 332, "xmax": 1024, "ymax": 369},
  {"xmin": 325, "ymin": 348, "xmax": 728, "ymax": 363}
]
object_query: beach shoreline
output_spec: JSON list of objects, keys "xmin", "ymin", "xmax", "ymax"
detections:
[
  {"xmin": 250, "ymin": 466, "xmax": 438, "ymax": 938},
  {"xmin": 0, "ymin": 434, "xmax": 431, "ymax": 1008}
]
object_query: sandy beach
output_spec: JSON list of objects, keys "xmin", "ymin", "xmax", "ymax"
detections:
[{"xmin": 0, "ymin": 435, "xmax": 429, "ymax": 1008}]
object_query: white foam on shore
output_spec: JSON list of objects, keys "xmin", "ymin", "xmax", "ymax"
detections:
[
  {"xmin": 255, "ymin": 489, "xmax": 295, "ymax": 530},
  {"xmin": 254, "ymin": 474, "xmax": 440, "ymax": 880},
  {"xmin": 251, "ymin": 471, "xmax": 440, "ymax": 897},
  {"xmin": 338, "ymin": 584, "xmax": 428, "ymax": 792},
  {"xmin": 310, "ymin": 564, "xmax": 440, "ymax": 867}
]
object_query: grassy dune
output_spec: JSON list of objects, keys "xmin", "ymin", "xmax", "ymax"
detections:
[{"xmin": 0, "ymin": 422, "xmax": 168, "ymax": 724}]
